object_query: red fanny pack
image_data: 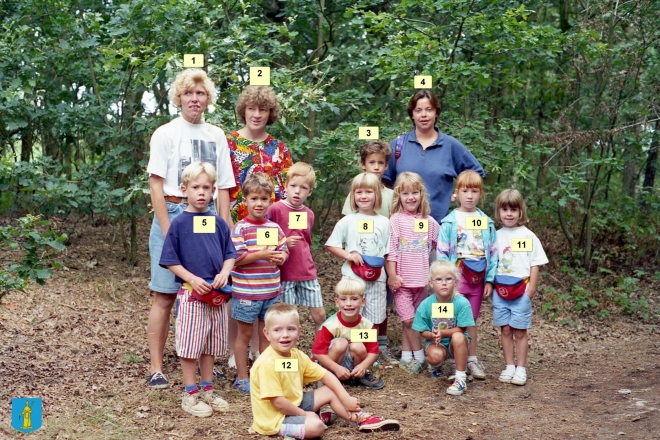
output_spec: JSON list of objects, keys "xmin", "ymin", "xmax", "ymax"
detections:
[
  {"xmin": 182, "ymin": 281, "xmax": 232, "ymax": 307},
  {"xmin": 458, "ymin": 259, "xmax": 486, "ymax": 285},
  {"xmin": 494, "ymin": 275, "xmax": 528, "ymax": 300},
  {"xmin": 350, "ymin": 255, "xmax": 385, "ymax": 282}
]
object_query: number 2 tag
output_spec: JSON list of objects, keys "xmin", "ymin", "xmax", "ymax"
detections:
[
  {"xmin": 512, "ymin": 238, "xmax": 532, "ymax": 252},
  {"xmin": 256, "ymin": 228, "xmax": 278, "ymax": 246},
  {"xmin": 358, "ymin": 220, "xmax": 374, "ymax": 233},
  {"xmin": 413, "ymin": 219, "xmax": 428, "ymax": 233},
  {"xmin": 288, "ymin": 212, "xmax": 308, "ymax": 230},
  {"xmin": 250, "ymin": 67, "xmax": 270, "ymax": 85},
  {"xmin": 274, "ymin": 359, "xmax": 299, "ymax": 372},
  {"xmin": 193, "ymin": 216, "xmax": 215, "ymax": 233},
  {"xmin": 351, "ymin": 329, "xmax": 376, "ymax": 342},
  {"xmin": 431, "ymin": 303, "xmax": 454, "ymax": 319},
  {"xmin": 465, "ymin": 216, "xmax": 487, "ymax": 230}
]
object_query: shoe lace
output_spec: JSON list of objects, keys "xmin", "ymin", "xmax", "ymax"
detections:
[{"xmin": 151, "ymin": 372, "xmax": 166, "ymax": 381}]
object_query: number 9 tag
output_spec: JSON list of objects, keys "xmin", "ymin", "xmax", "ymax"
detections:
[
  {"xmin": 431, "ymin": 303, "xmax": 454, "ymax": 318},
  {"xmin": 193, "ymin": 216, "xmax": 215, "ymax": 233},
  {"xmin": 256, "ymin": 228, "xmax": 278, "ymax": 246},
  {"xmin": 274, "ymin": 359, "xmax": 299, "ymax": 372},
  {"xmin": 413, "ymin": 219, "xmax": 428, "ymax": 233}
]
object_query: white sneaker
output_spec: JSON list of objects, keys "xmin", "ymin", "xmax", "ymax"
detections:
[
  {"xmin": 467, "ymin": 360, "xmax": 486, "ymax": 380},
  {"xmin": 200, "ymin": 389, "xmax": 229, "ymax": 411},
  {"xmin": 511, "ymin": 369, "xmax": 527, "ymax": 386},
  {"xmin": 499, "ymin": 368, "xmax": 514, "ymax": 383},
  {"xmin": 181, "ymin": 392, "xmax": 212, "ymax": 417}
]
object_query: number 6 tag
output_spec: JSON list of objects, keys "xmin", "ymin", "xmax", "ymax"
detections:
[
  {"xmin": 193, "ymin": 216, "xmax": 215, "ymax": 233},
  {"xmin": 413, "ymin": 219, "xmax": 428, "ymax": 233},
  {"xmin": 256, "ymin": 228, "xmax": 278, "ymax": 246}
]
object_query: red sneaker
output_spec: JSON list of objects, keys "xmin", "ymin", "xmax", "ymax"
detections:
[
  {"xmin": 319, "ymin": 409, "xmax": 337, "ymax": 425},
  {"xmin": 357, "ymin": 414, "xmax": 400, "ymax": 432}
]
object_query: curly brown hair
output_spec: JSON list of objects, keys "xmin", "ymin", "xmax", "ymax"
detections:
[{"xmin": 236, "ymin": 86, "xmax": 280, "ymax": 125}]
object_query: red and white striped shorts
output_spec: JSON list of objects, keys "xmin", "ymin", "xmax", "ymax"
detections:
[{"xmin": 175, "ymin": 285, "xmax": 228, "ymax": 359}]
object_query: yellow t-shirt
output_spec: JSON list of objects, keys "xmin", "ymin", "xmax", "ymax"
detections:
[{"xmin": 250, "ymin": 346, "xmax": 327, "ymax": 435}]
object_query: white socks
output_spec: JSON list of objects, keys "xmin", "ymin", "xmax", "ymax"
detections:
[{"xmin": 413, "ymin": 349, "xmax": 425, "ymax": 361}]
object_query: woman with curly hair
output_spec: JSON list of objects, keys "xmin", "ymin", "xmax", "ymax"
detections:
[{"xmin": 228, "ymin": 85, "xmax": 292, "ymax": 224}]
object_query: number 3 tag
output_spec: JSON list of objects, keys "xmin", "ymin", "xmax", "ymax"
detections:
[
  {"xmin": 274, "ymin": 359, "xmax": 299, "ymax": 372},
  {"xmin": 193, "ymin": 216, "xmax": 215, "ymax": 233},
  {"xmin": 288, "ymin": 212, "xmax": 308, "ymax": 230},
  {"xmin": 413, "ymin": 219, "xmax": 428, "ymax": 233},
  {"xmin": 358, "ymin": 220, "xmax": 374, "ymax": 233},
  {"xmin": 432, "ymin": 303, "xmax": 454, "ymax": 318},
  {"xmin": 256, "ymin": 228, "xmax": 278, "ymax": 246},
  {"xmin": 351, "ymin": 329, "xmax": 376, "ymax": 342}
]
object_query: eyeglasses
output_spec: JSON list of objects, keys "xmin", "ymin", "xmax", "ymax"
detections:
[
  {"xmin": 413, "ymin": 107, "xmax": 435, "ymax": 114},
  {"xmin": 432, "ymin": 277, "xmax": 455, "ymax": 284}
]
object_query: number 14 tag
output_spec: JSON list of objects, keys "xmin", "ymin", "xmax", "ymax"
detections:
[{"xmin": 432, "ymin": 303, "xmax": 454, "ymax": 318}]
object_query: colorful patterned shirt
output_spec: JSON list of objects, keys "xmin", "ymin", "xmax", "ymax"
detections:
[{"xmin": 388, "ymin": 211, "xmax": 440, "ymax": 287}]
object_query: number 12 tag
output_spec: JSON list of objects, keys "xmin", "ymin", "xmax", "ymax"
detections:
[
  {"xmin": 413, "ymin": 219, "xmax": 428, "ymax": 233},
  {"xmin": 351, "ymin": 329, "xmax": 376, "ymax": 342},
  {"xmin": 288, "ymin": 212, "xmax": 308, "ymax": 230},
  {"xmin": 256, "ymin": 228, "xmax": 278, "ymax": 246},
  {"xmin": 274, "ymin": 359, "xmax": 299, "ymax": 372},
  {"xmin": 431, "ymin": 303, "xmax": 454, "ymax": 318},
  {"xmin": 358, "ymin": 220, "xmax": 374, "ymax": 233},
  {"xmin": 193, "ymin": 216, "xmax": 215, "ymax": 233}
]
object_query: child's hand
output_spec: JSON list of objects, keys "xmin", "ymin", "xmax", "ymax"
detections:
[
  {"xmin": 350, "ymin": 364, "xmax": 367, "ymax": 378},
  {"xmin": 286, "ymin": 234, "xmax": 302, "ymax": 248},
  {"xmin": 341, "ymin": 396, "xmax": 361, "ymax": 413},
  {"xmin": 212, "ymin": 272, "xmax": 229, "ymax": 289},
  {"xmin": 346, "ymin": 252, "xmax": 363, "ymax": 266},
  {"xmin": 483, "ymin": 282, "xmax": 493, "ymax": 297},
  {"xmin": 269, "ymin": 251, "xmax": 287, "ymax": 266},
  {"xmin": 334, "ymin": 365, "xmax": 352, "ymax": 381},
  {"xmin": 189, "ymin": 276, "xmax": 212, "ymax": 294},
  {"xmin": 387, "ymin": 274, "xmax": 403, "ymax": 291},
  {"xmin": 432, "ymin": 328, "xmax": 442, "ymax": 344}
]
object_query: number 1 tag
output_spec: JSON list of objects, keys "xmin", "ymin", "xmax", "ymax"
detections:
[
  {"xmin": 465, "ymin": 216, "xmax": 487, "ymax": 230},
  {"xmin": 193, "ymin": 216, "xmax": 215, "ymax": 233},
  {"xmin": 358, "ymin": 220, "xmax": 374, "ymax": 233},
  {"xmin": 351, "ymin": 329, "xmax": 376, "ymax": 342},
  {"xmin": 413, "ymin": 219, "xmax": 428, "ymax": 233},
  {"xmin": 274, "ymin": 359, "xmax": 299, "ymax": 372},
  {"xmin": 431, "ymin": 303, "xmax": 454, "ymax": 319},
  {"xmin": 288, "ymin": 212, "xmax": 308, "ymax": 230},
  {"xmin": 256, "ymin": 228, "xmax": 278, "ymax": 246},
  {"xmin": 512, "ymin": 238, "xmax": 532, "ymax": 252}
]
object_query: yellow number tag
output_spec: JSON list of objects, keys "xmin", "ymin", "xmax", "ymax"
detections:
[
  {"xmin": 413, "ymin": 218, "xmax": 428, "ymax": 233},
  {"xmin": 274, "ymin": 359, "xmax": 299, "ymax": 373},
  {"xmin": 193, "ymin": 216, "xmax": 215, "ymax": 233},
  {"xmin": 350, "ymin": 329, "xmax": 377, "ymax": 342},
  {"xmin": 414, "ymin": 75, "xmax": 433, "ymax": 88},
  {"xmin": 250, "ymin": 67, "xmax": 271, "ymax": 85},
  {"xmin": 358, "ymin": 126, "xmax": 379, "ymax": 140},
  {"xmin": 256, "ymin": 228, "xmax": 278, "ymax": 246},
  {"xmin": 431, "ymin": 303, "xmax": 455, "ymax": 319},
  {"xmin": 512, "ymin": 238, "xmax": 532, "ymax": 252},
  {"xmin": 358, "ymin": 220, "xmax": 374, "ymax": 233},
  {"xmin": 465, "ymin": 216, "xmax": 487, "ymax": 230},
  {"xmin": 183, "ymin": 54, "xmax": 204, "ymax": 67},
  {"xmin": 288, "ymin": 212, "xmax": 308, "ymax": 230}
]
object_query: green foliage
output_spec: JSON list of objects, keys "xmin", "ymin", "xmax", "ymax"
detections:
[{"xmin": 0, "ymin": 214, "xmax": 67, "ymax": 301}]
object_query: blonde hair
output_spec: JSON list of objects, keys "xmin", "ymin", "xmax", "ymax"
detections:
[
  {"xmin": 242, "ymin": 172, "xmax": 274, "ymax": 197},
  {"xmin": 335, "ymin": 278, "xmax": 366, "ymax": 297},
  {"xmin": 264, "ymin": 303, "xmax": 300, "ymax": 329},
  {"xmin": 391, "ymin": 172, "xmax": 431, "ymax": 216},
  {"xmin": 169, "ymin": 68, "xmax": 217, "ymax": 107},
  {"xmin": 181, "ymin": 162, "xmax": 217, "ymax": 187},
  {"xmin": 236, "ymin": 85, "xmax": 280, "ymax": 125},
  {"xmin": 349, "ymin": 172, "xmax": 382, "ymax": 212},
  {"xmin": 429, "ymin": 260, "xmax": 459, "ymax": 299},
  {"xmin": 286, "ymin": 162, "xmax": 316, "ymax": 188},
  {"xmin": 454, "ymin": 170, "xmax": 485, "ymax": 206},
  {"xmin": 360, "ymin": 140, "xmax": 392, "ymax": 164},
  {"xmin": 494, "ymin": 189, "xmax": 529, "ymax": 226}
]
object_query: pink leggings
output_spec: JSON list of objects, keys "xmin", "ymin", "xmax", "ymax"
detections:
[{"xmin": 457, "ymin": 273, "xmax": 484, "ymax": 320}]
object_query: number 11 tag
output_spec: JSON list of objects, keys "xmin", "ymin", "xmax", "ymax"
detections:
[
  {"xmin": 288, "ymin": 212, "xmax": 308, "ymax": 230},
  {"xmin": 432, "ymin": 303, "xmax": 454, "ymax": 318},
  {"xmin": 193, "ymin": 216, "xmax": 215, "ymax": 233},
  {"xmin": 274, "ymin": 358, "xmax": 299, "ymax": 372}
]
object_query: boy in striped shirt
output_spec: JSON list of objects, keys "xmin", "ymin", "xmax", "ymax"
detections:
[{"xmin": 231, "ymin": 173, "xmax": 289, "ymax": 394}]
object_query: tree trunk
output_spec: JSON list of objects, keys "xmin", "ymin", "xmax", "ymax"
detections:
[{"xmin": 641, "ymin": 119, "xmax": 659, "ymax": 210}]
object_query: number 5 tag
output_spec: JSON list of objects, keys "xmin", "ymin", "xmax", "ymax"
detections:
[
  {"xmin": 288, "ymin": 212, "xmax": 308, "ymax": 230},
  {"xmin": 256, "ymin": 228, "xmax": 278, "ymax": 246},
  {"xmin": 431, "ymin": 303, "xmax": 454, "ymax": 318},
  {"xmin": 193, "ymin": 216, "xmax": 215, "ymax": 233}
]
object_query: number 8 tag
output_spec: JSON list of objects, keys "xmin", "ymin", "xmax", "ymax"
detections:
[
  {"xmin": 358, "ymin": 220, "xmax": 374, "ymax": 233},
  {"xmin": 413, "ymin": 219, "xmax": 428, "ymax": 233}
]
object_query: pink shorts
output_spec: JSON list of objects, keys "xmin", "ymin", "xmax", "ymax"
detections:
[
  {"xmin": 394, "ymin": 286, "xmax": 427, "ymax": 322},
  {"xmin": 457, "ymin": 272, "xmax": 484, "ymax": 320},
  {"xmin": 176, "ymin": 285, "xmax": 228, "ymax": 359}
]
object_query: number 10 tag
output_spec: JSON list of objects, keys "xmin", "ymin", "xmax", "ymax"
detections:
[
  {"xmin": 256, "ymin": 228, "xmax": 278, "ymax": 246},
  {"xmin": 465, "ymin": 216, "xmax": 487, "ymax": 230},
  {"xmin": 431, "ymin": 303, "xmax": 454, "ymax": 318},
  {"xmin": 193, "ymin": 216, "xmax": 215, "ymax": 233},
  {"xmin": 351, "ymin": 329, "xmax": 376, "ymax": 342},
  {"xmin": 288, "ymin": 212, "xmax": 308, "ymax": 230},
  {"xmin": 413, "ymin": 219, "xmax": 428, "ymax": 233},
  {"xmin": 274, "ymin": 359, "xmax": 299, "ymax": 372}
]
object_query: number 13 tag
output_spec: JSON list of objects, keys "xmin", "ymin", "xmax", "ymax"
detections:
[
  {"xmin": 193, "ymin": 216, "xmax": 215, "ymax": 233},
  {"xmin": 351, "ymin": 329, "xmax": 376, "ymax": 342},
  {"xmin": 288, "ymin": 212, "xmax": 308, "ymax": 230},
  {"xmin": 413, "ymin": 219, "xmax": 428, "ymax": 233},
  {"xmin": 256, "ymin": 228, "xmax": 278, "ymax": 246},
  {"xmin": 432, "ymin": 303, "xmax": 454, "ymax": 318}
]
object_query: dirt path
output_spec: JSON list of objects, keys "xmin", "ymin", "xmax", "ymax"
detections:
[{"xmin": 1, "ymin": 222, "xmax": 658, "ymax": 439}]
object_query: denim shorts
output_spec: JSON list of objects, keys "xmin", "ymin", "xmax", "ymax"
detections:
[
  {"xmin": 328, "ymin": 338, "xmax": 354, "ymax": 370},
  {"xmin": 149, "ymin": 201, "xmax": 216, "ymax": 294},
  {"xmin": 492, "ymin": 291, "xmax": 533, "ymax": 329},
  {"xmin": 281, "ymin": 391, "xmax": 315, "ymax": 425},
  {"xmin": 231, "ymin": 295, "xmax": 279, "ymax": 323}
]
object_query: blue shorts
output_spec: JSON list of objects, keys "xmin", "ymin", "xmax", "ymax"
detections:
[
  {"xmin": 492, "ymin": 291, "xmax": 532, "ymax": 329},
  {"xmin": 424, "ymin": 339, "xmax": 455, "ymax": 360},
  {"xmin": 281, "ymin": 280, "xmax": 323, "ymax": 308},
  {"xmin": 148, "ymin": 201, "xmax": 215, "ymax": 294},
  {"xmin": 281, "ymin": 391, "xmax": 314, "ymax": 425},
  {"xmin": 328, "ymin": 339, "xmax": 354, "ymax": 371},
  {"xmin": 231, "ymin": 296, "xmax": 279, "ymax": 323}
]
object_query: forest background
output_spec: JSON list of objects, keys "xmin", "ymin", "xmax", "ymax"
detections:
[{"xmin": 1, "ymin": 0, "xmax": 659, "ymax": 323}]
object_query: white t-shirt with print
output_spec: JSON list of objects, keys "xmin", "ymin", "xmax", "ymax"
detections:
[
  {"xmin": 147, "ymin": 117, "xmax": 235, "ymax": 197},
  {"xmin": 454, "ymin": 210, "xmax": 486, "ymax": 261},
  {"xmin": 325, "ymin": 212, "xmax": 390, "ymax": 282},
  {"xmin": 496, "ymin": 226, "xmax": 548, "ymax": 279}
]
